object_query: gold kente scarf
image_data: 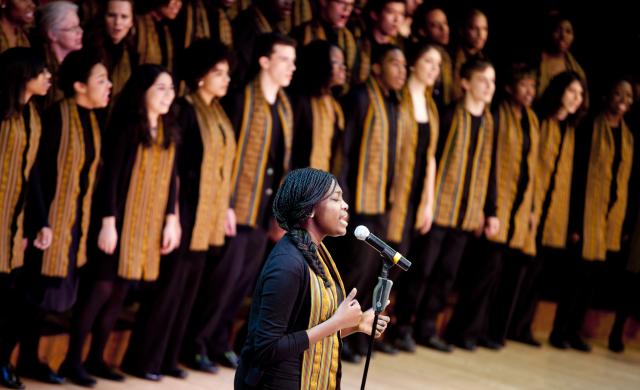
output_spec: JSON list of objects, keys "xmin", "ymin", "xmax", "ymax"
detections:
[
  {"xmin": 230, "ymin": 78, "xmax": 292, "ymax": 227},
  {"xmin": 387, "ymin": 87, "xmax": 439, "ymax": 243},
  {"xmin": 136, "ymin": 14, "xmax": 174, "ymax": 72},
  {"xmin": 582, "ymin": 115, "xmax": 633, "ymax": 260},
  {"xmin": 118, "ymin": 123, "xmax": 175, "ymax": 281},
  {"xmin": 42, "ymin": 100, "xmax": 101, "ymax": 277},
  {"xmin": 536, "ymin": 118, "xmax": 575, "ymax": 249},
  {"xmin": 110, "ymin": 47, "xmax": 131, "ymax": 98},
  {"xmin": 300, "ymin": 243, "xmax": 345, "ymax": 390},
  {"xmin": 309, "ymin": 95, "xmax": 344, "ymax": 172},
  {"xmin": 302, "ymin": 22, "xmax": 356, "ymax": 89},
  {"xmin": 0, "ymin": 24, "xmax": 30, "ymax": 53},
  {"xmin": 537, "ymin": 52, "xmax": 586, "ymax": 98},
  {"xmin": 227, "ymin": 0, "xmax": 251, "ymax": 20},
  {"xmin": 354, "ymin": 78, "xmax": 397, "ymax": 215},
  {"xmin": 439, "ymin": 48, "xmax": 453, "ymax": 106},
  {"xmin": 433, "ymin": 104, "xmax": 494, "ymax": 231},
  {"xmin": 293, "ymin": 0, "xmax": 313, "ymax": 28},
  {"xmin": 184, "ymin": 0, "xmax": 233, "ymax": 48},
  {"xmin": 187, "ymin": 93, "xmax": 236, "ymax": 250},
  {"xmin": 488, "ymin": 103, "xmax": 540, "ymax": 256},
  {"xmin": 0, "ymin": 104, "xmax": 41, "ymax": 272}
]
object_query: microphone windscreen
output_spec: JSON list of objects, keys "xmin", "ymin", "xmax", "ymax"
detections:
[{"xmin": 354, "ymin": 225, "xmax": 370, "ymax": 241}]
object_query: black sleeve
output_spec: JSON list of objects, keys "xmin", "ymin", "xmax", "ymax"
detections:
[
  {"xmin": 165, "ymin": 154, "xmax": 178, "ymax": 215},
  {"xmin": 290, "ymin": 95, "xmax": 313, "ymax": 169},
  {"xmin": 339, "ymin": 87, "xmax": 368, "ymax": 203},
  {"xmin": 252, "ymin": 255, "xmax": 310, "ymax": 366},
  {"xmin": 484, "ymin": 111, "xmax": 499, "ymax": 218},
  {"xmin": 25, "ymin": 105, "xmax": 62, "ymax": 236},
  {"xmin": 222, "ymin": 89, "xmax": 245, "ymax": 139},
  {"xmin": 569, "ymin": 121, "xmax": 592, "ymax": 236},
  {"xmin": 99, "ymin": 125, "xmax": 132, "ymax": 220}
]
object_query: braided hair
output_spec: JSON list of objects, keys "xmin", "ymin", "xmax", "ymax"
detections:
[{"xmin": 272, "ymin": 168, "xmax": 336, "ymax": 287}]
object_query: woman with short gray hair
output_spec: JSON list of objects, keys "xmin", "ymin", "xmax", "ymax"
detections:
[{"xmin": 37, "ymin": 0, "xmax": 83, "ymax": 107}]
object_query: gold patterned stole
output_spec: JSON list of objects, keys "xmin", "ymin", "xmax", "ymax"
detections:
[
  {"xmin": 302, "ymin": 22, "xmax": 356, "ymax": 89},
  {"xmin": 227, "ymin": 0, "xmax": 251, "ymax": 20},
  {"xmin": 354, "ymin": 78, "xmax": 396, "ymax": 215},
  {"xmin": 119, "ymin": 123, "xmax": 175, "ymax": 281},
  {"xmin": 488, "ymin": 103, "xmax": 540, "ymax": 255},
  {"xmin": 184, "ymin": 0, "xmax": 233, "ymax": 48},
  {"xmin": 136, "ymin": 14, "xmax": 174, "ymax": 72},
  {"xmin": 438, "ymin": 48, "xmax": 453, "ymax": 106},
  {"xmin": 309, "ymin": 95, "xmax": 344, "ymax": 172},
  {"xmin": 0, "ymin": 104, "xmax": 41, "ymax": 272},
  {"xmin": 433, "ymin": 104, "xmax": 494, "ymax": 231},
  {"xmin": 293, "ymin": 0, "xmax": 313, "ymax": 28},
  {"xmin": 451, "ymin": 48, "xmax": 470, "ymax": 102},
  {"xmin": 387, "ymin": 87, "xmax": 439, "ymax": 242},
  {"xmin": 536, "ymin": 118, "xmax": 575, "ymax": 249},
  {"xmin": 537, "ymin": 52, "xmax": 586, "ymax": 98},
  {"xmin": 300, "ymin": 243, "xmax": 345, "ymax": 390},
  {"xmin": 230, "ymin": 79, "xmax": 293, "ymax": 227},
  {"xmin": 0, "ymin": 25, "xmax": 30, "ymax": 53},
  {"xmin": 42, "ymin": 100, "xmax": 101, "ymax": 277},
  {"xmin": 187, "ymin": 93, "xmax": 236, "ymax": 250},
  {"xmin": 253, "ymin": 6, "xmax": 273, "ymax": 33},
  {"xmin": 110, "ymin": 47, "xmax": 131, "ymax": 98},
  {"xmin": 582, "ymin": 115, "xmax": 633, "ymax": 260}
]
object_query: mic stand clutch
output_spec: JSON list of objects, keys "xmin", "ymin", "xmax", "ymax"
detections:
[{"xmin": 360, "ymin": 262, "xmax": 393, "ymax": 390}]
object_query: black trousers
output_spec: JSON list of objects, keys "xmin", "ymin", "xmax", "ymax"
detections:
[
  {"xmin": 0, "ymin": 273, "xmax": 42, "ymax": 368},
  {"xmin": 445, "ymin": 240, "xmax": 511, "ymax": 342},
  {"xmin": 123, "ymin": 248, "xmax": 208, "ymax": 373},
  {"xmin": 394, "ymin": 225, "xmax": 469, "ymax": 339},
  {"xmin": 551, "ymin": 249, "xmax": 602, "ymax": 340},
  {"xmin": 183, "ymin": 226, "xmax": 268, "ymax": 359}
]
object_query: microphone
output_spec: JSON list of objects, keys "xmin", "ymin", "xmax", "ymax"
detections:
[{"xmin": 354, "ymin": 225, "xmax": 411, "ymax": 271}]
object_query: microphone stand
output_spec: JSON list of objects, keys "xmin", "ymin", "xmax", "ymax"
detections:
[{"xmin": 360, "ymin": 261, "xmax": 393, "ymax": 390}]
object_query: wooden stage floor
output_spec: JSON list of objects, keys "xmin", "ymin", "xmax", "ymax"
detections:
[{"xmin": 21, "ymin": 340, "xmax": 640, "ymax": 389}]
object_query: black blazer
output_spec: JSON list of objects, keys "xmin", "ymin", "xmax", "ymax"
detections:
[{"xmin": 234, "ymin": 235, "xmax": 312, "ymax": 389}]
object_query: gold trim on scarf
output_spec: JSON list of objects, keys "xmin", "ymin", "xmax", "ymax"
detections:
[
  {"xmin": 582, "ymin": 115, "xmax": 633, "ymax": 260},
  {"xmin": 309, "ymin": 95, "xmax": 344, "ymax": 172},
  {"xmin": 187, "ymin": 93, "xmax": 236, "ymax": 250},
  {"xmin": 110, "ymin": 47, "xmax": 131, "ymax": 98},
  {"xmin": 184, "ymin": 0, "xmax": 233, "ymax": 48},
  {"xmin": 438, "ymin": 48, "xmax": 453, "ymax": 106},
  {"xmin": 0, "ymin": 25, "xmax": 30, "ymax": 53},
  {"xmin": 536, "ymin": 118, "xmax": 575, "ymax": 249},
  {"xmin": 0, "ymin": 104, "xmax": 41, "ymax": 272},
  {"xmin": 136, "ymin": 14, "xmax": 174, "ymax": 72},
  {"xmin": 433, "ymin": 103, "xmax": 494, "ymax": 231},
  {"xmin": 118, "ymin": 122, "xmax": 175, "ymax": 281},
  {"xmin": 487, "ymin": 102, "xmax": 540, "ymax": 256},
  {"xmin": 227, "ymin": 0, "xmax": 251, "ymax": 20},
  {"xmin": 354, "ymin": 78, "xmax": 396, "ymax": 215},
  {"xmin": 387, "ymin": 87, "xmax": 439, "ymax": 243},
  {"xmin": 537, "ymin": 52, "xmax": 586, "ymax": 98},
  {"xmin": 42, "ymin": 100, "xmax": 101, "ymax": 277},
  {"xmin": 230, "ymin": 79, "xmax": 293, "ymax": 227},
  {"xmin": 300, "ymin": 243, "xmax": 345, "ymax": 390},
  {"xmin": 293, "ymin": 0, "xmax": 313, "ymax": 28}
]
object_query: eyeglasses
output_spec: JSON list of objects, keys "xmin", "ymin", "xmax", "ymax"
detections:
[
  {"xmin": 58, "ymin": 25, "xmax": 82, "ymax": 34},
  {"xmin": 330, "ymin": 0, "xmax": 355, "ymax": 10}
]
